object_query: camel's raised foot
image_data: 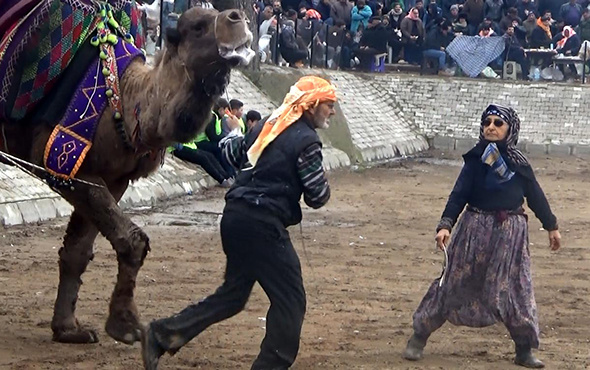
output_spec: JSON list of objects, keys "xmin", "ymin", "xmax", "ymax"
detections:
[
  {"xmin": 53, "ymin": 326, "xmax": 99, "ymax": 344},
  {"xmin": 105, "ymin": 310, "xmax": 142, "ymax": 344}
]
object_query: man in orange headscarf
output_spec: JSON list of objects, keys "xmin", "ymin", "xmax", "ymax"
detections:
[{"xmin": 142, "ymin": 76, "xmax": 337, "ymax": 370}]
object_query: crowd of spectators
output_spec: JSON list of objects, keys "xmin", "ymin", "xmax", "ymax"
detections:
[{"xmin": 255, "ymin": 0, "xmax": 590, "ymax": 80}]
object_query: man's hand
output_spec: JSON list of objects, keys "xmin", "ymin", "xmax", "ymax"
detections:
[
  {"xmin": 225, "ymin": 114, "xmax": 241, "ymax": 131},
  {"xmin": 549, "ymin": 230, "xmax": 561, "ymax": 251},
  {"xmin": 435, "ymin": 229, "xmax": 450, "ymax": 251}
]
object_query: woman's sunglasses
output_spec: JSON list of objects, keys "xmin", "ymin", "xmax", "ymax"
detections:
[{"xmin": 483, "ymin": 118, "xmax": 506, "ymax": 127}]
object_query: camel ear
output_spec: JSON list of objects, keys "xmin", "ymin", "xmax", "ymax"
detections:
[{"xmin": 165, "ymin": 27, "xmax": 181, "ymax": 47}]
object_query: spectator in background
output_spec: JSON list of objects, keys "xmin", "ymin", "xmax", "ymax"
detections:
[
  {"xmin": 331, "ymin": 0, "xmax": 353, "ymax": 27},
  {"xmin": 463, "ymin": 0, "xmax": 485, "ymax": 35},
  {"xmin": 324, "ymin": 20, "xmax": 348, "ymax": 67},
  {"xmin": 316, "ymin": 0, "xmax": 333, "ymax": 23},
  {"xmin": 560, "ymin": 0, "xmax": 583, "ymax": 27},
  {"xmin": 522, "ymin": 11, "xmax": 537, "ymax": 43},
  {"xmin": 441, "ymin": 0, "xmax": 460, "ymax": 20},
  {"xmin": 423, "ymin": 0, "xmax": 442, "ymax": 24},
  {"xmin": 351, "ymin": 0, "xmax": 373, "ymax": 33},
  {"xmin": 356, "ymin": 16, "xmax": 389, "ymax": 70},
  {"xmin": 483, "ymin": 0, "xmax": 504, "ymax": 23},
  {"xmin": 423, "ymin": 21, "xmax": 454, "ymax": 74},
  {"xmin": 555, "ymin": 25, "xmax": 581, "ymax": 54},
  {"xmin": 245, "ymin": 110, "xmax": 262, "ymax": 132},
  {"xmin": 258, "ymin": 6, "xmax": 277, "ymax": 63},
  {"xmin": 478, "ymin": 16, "xmax": 501, "ymax": 34},
  {"xmin": 170, "ymin": 142, "xmax": 234, "ymax": 188},
  {"xmin": 554, "ymin": 18, "xmax": 566, "ymax": 36},
  {"xmin": 448, "ymin": 4, "xmax": 460, "ymax": 22},
  {"xmin": 479, "ymin": 24, "xmax": 494, "ymax": 36},
  {"xmin": 453, "ymin": 13, "xmax": 470, "ymax": 33},
  {"xmin": 554, "ymin": 25, "xmax": 582, "ymax": 76},
  {"xmin": 388, "ymin": 2, "xmax": 407, "ymax": 29},
  {"xmin": 401, "ymin": 7, "xmax": 425, "ymax": 64},
  {"xmin": 504, "ymin": 25, "xmax": 531, "ymax": 79},
  {"xmin": 193, "ymin": 99, "xmax": 235, "ymax": 177},
  {"xmin": 414, "ymin": 0, "xmax": 426, "ymax": 20},
  {"xmin": 500, "ymin": 7, "xmax": 522, "ymax": 34},
  {"xmin": 280, "ymin": 19, "xmax": 309, "ymax": 67},
  {"xmin": 516, "ymin": 0, "xmax": 537, "ymax": 21},
  {"xmin": 272, "ymin": 0, "xmax": 282, "ymax": 16},
  {"xmin": 298, "ymin": 9, "xmax": 323, "ymax": 47},
  {"xmin": 299, "ymin": 2, "xmax": 310, "ymax": 18},
  {"xmin": 226, "ymin": 99, "xmax": 245, "ymax": 135},
  {"xmin": 576, "ymin": 8, "xmax": 590, "ymax": 42},
  {"xmin": 424, "ymin": 2, "xmax": 444, "ymax": 32}
]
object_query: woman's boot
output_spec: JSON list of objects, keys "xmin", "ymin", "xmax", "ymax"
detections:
[{"xmin": 514, "ymin": 344, "xmax": 545, "ymax": 368}]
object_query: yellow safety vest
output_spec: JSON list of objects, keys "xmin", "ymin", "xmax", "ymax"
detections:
[
  {"xmin": 238, "ymin": 117, "xmax": 246, "ymax": 134},
  {"xmin": 195, "ymin": 111, "xmax": 222, "ymax": 143}
]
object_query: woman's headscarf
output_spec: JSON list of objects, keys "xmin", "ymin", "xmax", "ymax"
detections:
[
  {"xmin": 478, "ymin": 104, "xmax": 529, "ymax": 167},
  {"xmin": 406, "ymin": 7, "xmax": 419, "ymax": 20},
  {"xmin": 557, "ymin": 25, "xmax": 576, "ymax": 49},
  {"xmin": 247, "ymin": 76, "xmax": 337, "ymax": 166},
  {"xmin": 305, "ymin": 9, "xmax": 322, "ymax": 20}
]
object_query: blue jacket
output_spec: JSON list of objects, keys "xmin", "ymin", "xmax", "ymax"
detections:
[{"xmin": 350, "ymin": 5, "xmax": 372, "ymax": 33}]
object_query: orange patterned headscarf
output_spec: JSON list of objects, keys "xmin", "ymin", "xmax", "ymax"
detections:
[{"xmin": 247, "ymin": 76, "xmax": 337, "ymax": 167}]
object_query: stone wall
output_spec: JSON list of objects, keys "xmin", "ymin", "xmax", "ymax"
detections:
[
  {"xmin": 370, "ymin": 75, "xmax": 590, "ymax": 151},
  {"xmin": 244, "ymin": 66, "xmax": 429, "ymax": 163},
  {"xmin": 325, "ymin": 71, "xmax": 429, "ymax": 162}
]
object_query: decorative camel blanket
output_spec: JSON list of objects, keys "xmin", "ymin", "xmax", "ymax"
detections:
[
  {"xmin": 44, "ymin": 39, "xmax": 144, "ymax": 180},
  {"xmin": 0, "ymin": 0, "xmax": 144, "ymax": 122}
]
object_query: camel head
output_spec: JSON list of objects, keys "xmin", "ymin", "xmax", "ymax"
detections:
[
  {"xmin": 149, "ymin": 7, "xmax": 254, "ymax": 147},
  {"xmin": 165, "ymin": 7, "xmax": 254, "ymax": 76}
]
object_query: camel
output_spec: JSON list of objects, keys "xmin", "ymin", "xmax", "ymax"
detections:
[{"xmin": 0, "ymin": 5, "xmax": 253, "ymax": 345}]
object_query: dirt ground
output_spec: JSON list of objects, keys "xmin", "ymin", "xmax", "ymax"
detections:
[{"xmin": 0, "ymin": 151, "xmax": 589, "ymax": 370}]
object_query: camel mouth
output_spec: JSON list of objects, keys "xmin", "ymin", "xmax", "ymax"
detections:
[{"xmin": 219, "ymin": 43, "xmax": 255, "ymax": 66}]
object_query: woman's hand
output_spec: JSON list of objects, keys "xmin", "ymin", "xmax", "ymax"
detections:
[
  {"xmin": 435, "ymin": 229, "xmax": 450, "ymax": 251},
  {"xmin": 548, "ymin": 230, "xmax": 561, "ymax": 251}
]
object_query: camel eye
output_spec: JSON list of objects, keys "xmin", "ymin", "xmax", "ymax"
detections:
[{"xmin": 193, "ymin": 21, "xmax": 208, "ymax": 36}]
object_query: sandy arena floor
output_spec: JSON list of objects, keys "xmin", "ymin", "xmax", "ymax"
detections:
[{"xmin": 0, "ymin": 151, "xmax": 589, "ymax": 369}]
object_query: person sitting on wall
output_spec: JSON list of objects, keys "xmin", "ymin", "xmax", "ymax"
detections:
[
  {"xmin": 452, "ymin": 13, "xmax": 469, "ymax": 35},
  {"xmin": 503, "ymin": 25, "xmax": 531, "ymax": 80},
  {"xmin": 355, "ymin": 16, "xmax": 390, "ymax": 70},
  {"xmin": 280, "ymin": 16, "xmax": 309, "ymax": 68},
  {"xmin": 423, "ymin": 21, "xmax": 454, "ymax": 75},
  {"xmin": 553, "ymin": 25, "xmax": 582, "ymax": 78},
  {"xmin": 477, "ymin": 16, "xmax": 501, "ymax": 36},
  {"xmin": 224, "ymin": 99, "xmax": 246, "ymax": 136},
  {"xmin": 245, "ymin": 110, "xmax": 262, "ymax": 133}
]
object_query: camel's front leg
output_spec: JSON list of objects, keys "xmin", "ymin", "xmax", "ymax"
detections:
[
  {"xmin": 52, "ymin": 210, "xmax": 99, "ymax": 343},
  {"xmin": 60, "ymin": 178, "xmax": 147, "ymax": 345}
]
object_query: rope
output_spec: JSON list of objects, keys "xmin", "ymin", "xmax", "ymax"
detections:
[
  {"xmin": 299, "ymin": 222, "xmax": 318, "ymax": 295},
  {"xmin": 0, "ymin": 150, "xmax": 104, "ymax": 188}
]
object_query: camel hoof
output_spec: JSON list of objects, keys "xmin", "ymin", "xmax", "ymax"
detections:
[
  {"xmin": 53, "ymin": 328, "xmax": 99, "ymax": 344},
  {"xmin": 105, "ymin": 315, "xmax": 142, "ymax": 345}
]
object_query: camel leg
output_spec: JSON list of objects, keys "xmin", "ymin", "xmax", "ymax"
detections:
[
  {"xmin": 59, "ymin": 178, "xmax": 148, "ymax": 345},
  {"xmin": 51, "ymin": 211, "xmax": 100, "ymax": 343}
]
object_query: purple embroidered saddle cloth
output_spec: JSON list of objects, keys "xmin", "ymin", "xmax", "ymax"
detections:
[{"xmin": 44, "ymin": 40, "xmax": 144, "ymax": 180}]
